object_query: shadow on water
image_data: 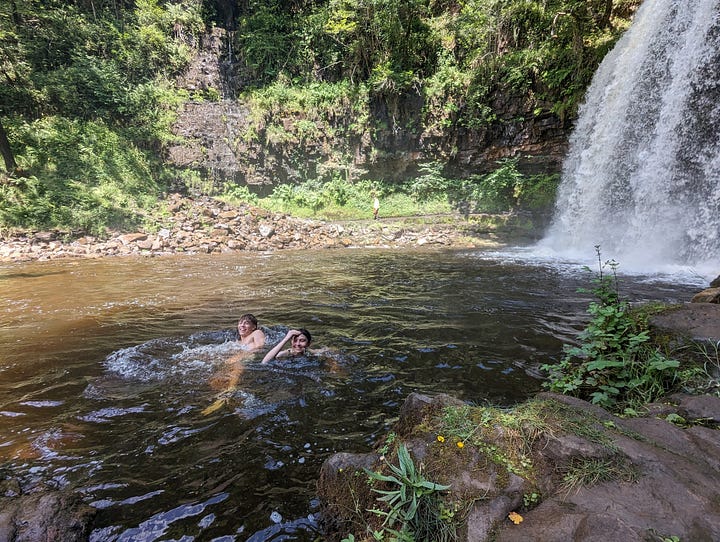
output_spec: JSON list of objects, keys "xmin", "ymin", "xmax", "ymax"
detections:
[
  {"xmin": 0, "ymin": 248, "xmax": 701, "ymax": 540},
  {"xmin": 0, "ymin": 269, "xmax": 70, "ymax": 281}
]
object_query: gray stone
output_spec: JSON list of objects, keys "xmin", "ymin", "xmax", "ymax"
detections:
[
  {"xmin": 650, "ymin": 303, "xmax": 720, "ymax": 342},
  {"xmin": 691, "ymin": 287, "xmax": 720, "ymax": 304},
  {"xmin": 318, "ymin": 391, "xmax": 720, "ymax": 542}
]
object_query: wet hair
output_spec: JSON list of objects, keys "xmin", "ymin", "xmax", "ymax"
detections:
[
  {"xmin": 297, "ymin": 328, "xmax": 312, "ymax": 344},
  {"xmin": 239, "ymin": 314, "xmax": 258, "ymax": 328}
]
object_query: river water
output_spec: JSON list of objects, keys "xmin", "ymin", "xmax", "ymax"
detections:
[{"xmin": 0, "ymin": 248, "xmax": 702, "ymax": 541}]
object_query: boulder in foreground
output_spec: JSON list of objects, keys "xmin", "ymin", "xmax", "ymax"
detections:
[{"xmin": 318, "ymin": 392, "xmax": 720, "ymax": 541}]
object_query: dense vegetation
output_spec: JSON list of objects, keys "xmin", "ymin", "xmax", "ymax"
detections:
[
  {"xmin": 543, "ymin": 247, "xmax": 719, "ymax": 414},
  {"xmin": 0, "ymin": 0, "xmax": 205, "ymax": 232},
  {"xmin": 0, "ymin": 0, "xmax": 639, "ymax": 234}
]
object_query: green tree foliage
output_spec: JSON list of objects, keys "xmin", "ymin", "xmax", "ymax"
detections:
[
  {"xmin": 0, "ymin": 0, "xmax": 202, "ymax": 231},
  {"xmin": 324, "ymin": 0, "xmax": 436, "ymax": 90},
  {"xmin": 0, "ymin": 0, "xmax": 637, "ymax": 233},
  {"xmin": 235, "ymin": 0, "xmax": 438, "ymax": 88},
  {"xmin": 1, "ymin": 0, "xmax": 202, "ymax": 123},
  {"xmin": 232, "ymin": 0, "xmax": 632, "ymax": 121},
  {"xmin": 0, "ymin": 116, "xmax": 162, "ymax": 234},
  {"xmin": 426, "ymin": 0, "xmax": 628, "ymax": 127}
]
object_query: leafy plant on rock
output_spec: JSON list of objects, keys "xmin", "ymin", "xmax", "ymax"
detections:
[
  {"xmin": 542, "ymin": 247, "xmax": 680, "ymax": 412},
  {"xmin": 365, "ymin": 444, "xmax": 455, "ymax": 542}
]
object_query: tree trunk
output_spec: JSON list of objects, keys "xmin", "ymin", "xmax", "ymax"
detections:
[
  {"xmin": 0, "ymin": 118, "xmax": 18, "ymax": 174},
  {"xmin": 10, "ymin": 0, "xmax": 21, "ymax": 25},
  {"xmin": 599, "ymin": 0, "xmax": 613, "ymax": 28}
]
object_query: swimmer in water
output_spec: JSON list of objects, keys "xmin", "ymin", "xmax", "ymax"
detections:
[
  {"xmin": 217, "ymin": 313, "xmax": 265, "ymax": 380},
  {"xmin": 262, "ymin": 328, "xmax": 316, "ymax": 363},
  {"xmin": 237, "ymin": 314, "xmax": 265, "ymax": 351},
  {"xmin": 203, "ymin": 314, "xmax": 266, "ymax": 415}
]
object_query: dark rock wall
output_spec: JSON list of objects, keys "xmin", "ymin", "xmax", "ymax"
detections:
[{"xmin": 167, "ymin": 29, "xmax": 571, "ymax": 190}]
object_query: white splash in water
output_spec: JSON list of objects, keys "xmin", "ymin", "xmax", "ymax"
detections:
[
  {"xmin": 541, "ymin": 0, "xmax": 720, "ymax": 276},
  {"xmin": 103, "ymin": 330, "xmax": 241, "ymax": 382}
]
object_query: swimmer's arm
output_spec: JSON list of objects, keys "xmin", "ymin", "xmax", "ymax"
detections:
[
  {"xmin": 262, "ymin": 330, "xmax": 301, "ymax": 363},
  {"xmin": 261, "ymin": 336, "xmax": 290, "ymax": 363}
]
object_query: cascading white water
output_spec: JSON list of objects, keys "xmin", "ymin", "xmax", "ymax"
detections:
[{"xmin": 541, "ymin": 0, "xmax": 720, "ymax": 275}]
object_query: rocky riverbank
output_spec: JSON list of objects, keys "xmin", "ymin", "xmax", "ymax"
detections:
[
  {"xmin": 318, "ymin": 391, "xmax": 720, "ymax": 542},
  {"xmin": 0, "ymin": 193, "xmax": 528, "ymax": 263}
]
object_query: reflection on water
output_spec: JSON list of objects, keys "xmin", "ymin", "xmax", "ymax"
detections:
[{"xmin": 0, "ymin": 248, "xmax": 699, "ymax": 540}]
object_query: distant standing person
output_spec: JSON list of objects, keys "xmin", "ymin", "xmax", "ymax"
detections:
[{"xmin": 373, "ymin": 194, "xmax": 380, "ymax": 220}]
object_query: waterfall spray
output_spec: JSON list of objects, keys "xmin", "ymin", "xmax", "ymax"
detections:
[{"xmin": 541, "ymin": 0, "xmax": 720, "ymax": 275}]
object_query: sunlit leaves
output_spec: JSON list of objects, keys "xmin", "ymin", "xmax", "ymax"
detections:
[{"xmin": 542, "ymin": 248, "xmax": 681, "ymax": 411}]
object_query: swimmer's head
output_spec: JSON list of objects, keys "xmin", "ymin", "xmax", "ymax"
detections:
[
  {"xmin": 238, "ymin": 314, "xmax": 258, "ymax": 328},
  {"xmin": 238, "ymin": 314, "xmax": 259, "ymax": 338},
  {"xmin": 290, "ymin": 328, "xmax": 312, "ymax": 354},
  {"xmin": 298, "ymin": 328, "xmax": 312, "ymax": 345}
]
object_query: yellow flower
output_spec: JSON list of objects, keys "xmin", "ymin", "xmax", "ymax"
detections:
[
  {"xmin": 436, "ymin": 435, "xmax": 445, "ymax": 443},
  {"xmin": 456, "ymin": 441, "xmax": 464, "ymax": 449},
  {"xmin": 508, "ymin": 511, "xmax": 523, "ymax": 525}
]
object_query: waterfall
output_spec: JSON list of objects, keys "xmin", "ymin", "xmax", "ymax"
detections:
[{"xmin": 540, "ymin": 0, "xmax": 720, "ymax": 275}]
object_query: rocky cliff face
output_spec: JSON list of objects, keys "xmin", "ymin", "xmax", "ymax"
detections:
[{"xmin": 167, "ymin": 28, "xmax": 570, "ymax": 191}]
